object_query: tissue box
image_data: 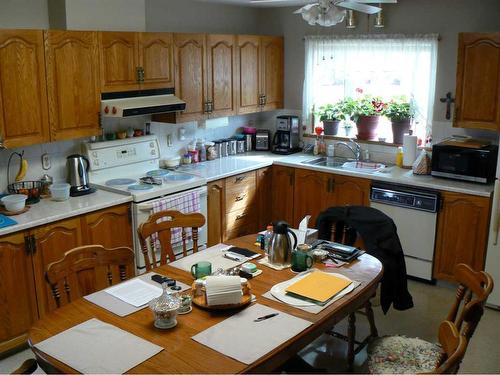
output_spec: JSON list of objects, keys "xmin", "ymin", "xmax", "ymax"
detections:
[{"xmin": 290, "ymin": 228, "xmax": 318, "ymax": 245}]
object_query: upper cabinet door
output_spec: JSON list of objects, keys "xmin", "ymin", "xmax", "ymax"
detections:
[
  {"xmin": 454, "ymin": 32, "xmax": 500, "ymax": 131},
  {"xmin": 237, "ymin": 35, "xmax": 261, "ymax": 115},
  {"xmin": 206, "ymin": 34, "xmax": 237, "ymax": 118},
  {"xmin": 174, "ymin": 33, "xmax": 207, "ymax": 122},
  {"xmin": 45, "ymin": 30, "xmax": 101, "ymax": 141},
  {"xmin": 99, "ymin": 31, "xmax": 140, "ymax": 92},
  {"xmin": 139, "ymin": 32, "xmax": 174, "ymax": 89},
  {"xmin": 0, "ymin": 30, "xmax": 49, "ymax": 148},
  {"xmin": 261, "ymin": 36, "xmax": 284, "ymax": 112}
]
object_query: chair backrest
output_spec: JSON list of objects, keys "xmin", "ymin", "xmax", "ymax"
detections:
[
  {"xmin": 433, "ymin": 320, "xmax": 467, "ymax": 374},
  {"xmin": 328, "ymin": 220, "xmax": 365, "ymax": 249},
  {"xmin": 447, "ymin": 263, "xmax": 494, "ymax": 341},
  {"xmin": 45, "ymin": 245, "xmax": 135, "ymax": 308},
  {"xmin": 137, "ymin": 210, "xmax": 206, "ymax": 271}
]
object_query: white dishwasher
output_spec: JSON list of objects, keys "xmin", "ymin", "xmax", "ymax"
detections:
[{"xmin": 370, "ymin": 184, "xmax": 440, "ymax": 281}]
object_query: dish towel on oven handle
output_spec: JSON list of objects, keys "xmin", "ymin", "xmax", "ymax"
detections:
[{"xmin": 151, "ymin": 190, "xmax": 201, "ymax": 250}]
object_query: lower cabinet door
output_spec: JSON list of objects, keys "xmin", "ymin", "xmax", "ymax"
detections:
[
  {"xmin": 271, "ymin": 166, "xmax": 295, "ymax": 225},
  {"xmin": 0, "ymin": 232, "xmax": 38, "ymax": 353},
  {"xmin": 293, "ymin": 169, "xmax": 330, "ymax": 228},
  {"xmin": 207, "ymin": 180, "xmax": 225, "ymax": 246},
  {"xmin": 83, "ymin": 204, "xmax": 132, "ymax": 248}
]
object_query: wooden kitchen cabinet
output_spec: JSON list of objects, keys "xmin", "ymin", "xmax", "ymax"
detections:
[
  {"xmin": 454, "ymin": 32, "xmax": 500, "ymax": 131},
  {"xmin": 207, "ymin": 180, "xmax": 225, "ymax": 246},
  {"xmin": 45, "ymin": 30, "xmax": 101, "ymax": 141},
  {"xmin": 83, "ymin": 204, "xmax": 132, "ymax": 249},
  {"xmin": 0, "ymin": 232, "xmax": 38, "ymax": 354},
  {"xmin": 433, "ymin": 191, "xmax": 491, "ymax": 281},
  {"xmin": 330, "ymin": 174, "xmax": 370, "ymax": 207},
  {"xmin": 0, "ymin": 29, "xmax": 49, "ymax": 148},
  {"xmin": 236, "ymin": 35, "xmax": 284, "ymax": 115},
  {"xmin": 139, "ymin": 33, "xmax": 174, "ymax": 89},
  {"xmin": 271, "ymin": 166, "xmax": 295, "ymax": 225},
  {"xmin": 257, "ymin": 167, "xmax": 273, "ymax": 230},
  {"xmin": 293, "ymin": 169, "xmax": 331, "ymax": 228}
]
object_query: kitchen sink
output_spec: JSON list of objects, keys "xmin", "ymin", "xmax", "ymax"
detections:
[{"xmin": 301, "ymin": 157, "xmax": 387, "ymax": 173}]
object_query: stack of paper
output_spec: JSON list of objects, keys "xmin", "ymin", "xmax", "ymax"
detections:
[
  {"xmin": 205, "ymin": 276, "xmax": 242, "ymax": 306},
  {"xmin": 285, "ymin": 271, "xmax": 352, "ymax": 305}
]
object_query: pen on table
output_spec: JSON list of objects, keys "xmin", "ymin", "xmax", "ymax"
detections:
[
  {"xmin": 254, "ymin": 313, "xmax": 279, "ymax": 322},
  {"xmin": 224, "ymin": 253, "xmax": 244, "ymax": 262}
]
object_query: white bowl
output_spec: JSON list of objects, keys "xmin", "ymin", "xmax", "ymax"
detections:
[
  {"xmin": 1, "ymin": 194, "xmax": 27, "ymax": 212},
  {"xmin": 165, "ymin": 156, "xmax": 181, "ymax": 168},
  {"xmin": 49, "ymin": 183, "xmax": 71, "ymax": 201}
]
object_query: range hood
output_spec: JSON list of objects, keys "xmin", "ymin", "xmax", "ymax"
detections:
[{"xmin": 101, "ymin": 88, "xmax": 186, "ymax": 117}]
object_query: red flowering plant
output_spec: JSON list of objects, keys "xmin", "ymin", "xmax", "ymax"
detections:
[
  {"xmin": 352, "ymin": 95, "xmax": 386, "ymax": 122},
  {"xmin": 314, "ymin": 126, "xmax": 324, "ymax": 136}
]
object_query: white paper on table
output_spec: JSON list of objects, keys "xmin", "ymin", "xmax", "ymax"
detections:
[{"xmin": 105, "ymin": 279, "xmax": 162, "ymax": 307}]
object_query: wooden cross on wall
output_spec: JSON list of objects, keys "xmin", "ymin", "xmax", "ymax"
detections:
[{"xmin": 440, "ymin": 92, "xmax": 455, "ymax": 120}]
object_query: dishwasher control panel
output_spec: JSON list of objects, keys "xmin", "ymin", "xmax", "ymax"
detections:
[{"xmin": 370, "ymin": 186, "xmax": 439, "ymax": 213}]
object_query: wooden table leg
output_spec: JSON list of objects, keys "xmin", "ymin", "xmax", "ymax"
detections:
[
  {"xmin": 365, "ymin": 300, "xmax": 378, "ymax": 338},
  {"xmin": 347, "ymin": 312, "xmax": 356, "ymax": 371}
]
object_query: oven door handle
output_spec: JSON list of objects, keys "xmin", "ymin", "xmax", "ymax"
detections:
[{"xmin": 137, "ymin": 202, "xmax": 154, "ymax": 211}]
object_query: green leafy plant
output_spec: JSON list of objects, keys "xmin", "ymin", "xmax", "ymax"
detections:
[
  {"xmin": 316, "ymin": 98, "xmax": 356, "ymax": 122},
  {"xmin": 383, "ymin": 96, "xmax": 414, "ymax": 122},
  {"xmin": 352, "ymin": 95, "xmax": 386, "ymax": 120}
]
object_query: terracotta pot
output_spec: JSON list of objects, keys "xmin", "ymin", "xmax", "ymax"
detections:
[
  {"xmin": 356, "ymin": 115, "xmax": 380, "ymax": 141},
  {"xmin": 323, "ymin": 120, "xmax": 340, "ymax": 136},
  {"xmin": 391, "ymin": 119, "xmax": 411, "ymax": 144}
]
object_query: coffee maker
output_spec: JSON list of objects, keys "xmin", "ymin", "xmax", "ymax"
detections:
[{"xmin": 272, "ymin": 115, "xmax": 301, "ymax": 155}]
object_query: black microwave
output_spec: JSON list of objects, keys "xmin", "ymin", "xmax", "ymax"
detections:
[{"xmin": 431, "ymin": 143, "xmax": 498, "ymax": 184}]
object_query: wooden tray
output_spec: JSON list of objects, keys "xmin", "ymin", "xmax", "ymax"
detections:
[
  {"xmin": 191, "ymin": 281, "xmax": 252, "ymax": 310},
  {"xmin": 0, "ymin": 205, "xmax": 30, "ymax": 216}
]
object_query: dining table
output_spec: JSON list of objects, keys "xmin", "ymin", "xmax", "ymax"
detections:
[{"xmin": 28, "ymin": 234, "xmax": 383, "ymax": 374}]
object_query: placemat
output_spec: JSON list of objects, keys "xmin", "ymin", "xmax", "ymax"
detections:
[
  {"xmin": 192, "ymin": 303, "xmax": 311, "ymax": 364},
  {"xmin": 170, "ymin": 243, "xmax": 248, "ymax": 272},
  {"xmin": 84, "ymin": 272, "xmax": 190, "ymax": 317},
  {"xmin": 257, "ymin": 256, "xmax": 291, "ymax": 270},
  {"xmin": 34, "ymin": 318, "xmax": 163, "ymax": 374}
]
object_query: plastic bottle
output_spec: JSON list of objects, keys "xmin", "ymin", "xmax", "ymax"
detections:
[
  {"xmin": 196, "ymin": 139, "xmax": 207, "ymax": 162},
  {"xmin": 263, "ymin": 225, "xmax": 274, "ymax": 255},
  {"xmin": 396, "ymin": 147, "xmax": 404, "ymax": 167}
]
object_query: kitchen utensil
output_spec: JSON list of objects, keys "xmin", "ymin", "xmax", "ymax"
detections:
[
  {"xmin": 1, "ymin": 194, "xmax": 27, "ymax": 213},
  {"xmin": 67, "ymin": 154, "xmax": 96, "ymax": 197},
  {"xmin": 268, "ymin": 221, "xmax": 297, "ymax": 267},
  {"xmin": 7, "ymin": 181, "xmax": 42, "ymax": 204},
  {"xmin": 49, "ymin": 183, "xmax": 71, "ymax": 201}
]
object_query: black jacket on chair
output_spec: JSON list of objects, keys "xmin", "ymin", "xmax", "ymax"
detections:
[{"xmin": 316, "ymin": 206, "xmax": 414, "ymax": 314}]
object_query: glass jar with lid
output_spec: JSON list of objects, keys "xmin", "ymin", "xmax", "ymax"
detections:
[{"xmin": 149, "ymin": 283, "xmax": 181, "ymax": 329}]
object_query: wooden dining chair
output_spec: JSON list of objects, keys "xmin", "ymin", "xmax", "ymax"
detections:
[
  {"xmin": 11, "ymin": 359, "xmax": 38, "ymax": 374},
  {"xmin": 367, "ymin": 263, "xmax": 494, "ymax": 374},
  {"xmin": 45, "ymin": 245, "xmax": 135, "ymax": 308},
  {"xmin": 137, "ymin": 210, "xmax": 206, "ymax": 272}
]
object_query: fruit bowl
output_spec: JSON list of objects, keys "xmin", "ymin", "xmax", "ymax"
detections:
[{"xmin": 7, "ymin": 181, "xmax": 42, "ymax": 204}]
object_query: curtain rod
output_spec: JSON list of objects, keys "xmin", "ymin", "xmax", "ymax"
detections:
[{"xmin": 302, "ymin": 33, "xmax": 441, "ymax": 41}]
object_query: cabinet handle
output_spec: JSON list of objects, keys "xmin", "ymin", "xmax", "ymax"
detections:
[
  {"xmin": 208, "ymin": 100, "xmax": 213, "ymax": 113},
  {"xmin": 236, "ymin": 213, "xmax": 247, "ymax": 220},
  {"xmin": 326, "ymin": 178, "xmax": 331, "ymax": 193},
  {"xmin": 263, "ymin": 95, "xmax": 267, "ymax": 105},
  {"xmin": 289, "ymin": 172, "xmax": 294, "ymax": 186},
  {"xmin": 139, "ymin": 67, "xmax": 145, "ymax": 82},
  {"xmin": 24, "ymin": 236, "xmax": 32, "ymax": 255},
  {"xmin": 235, "ymin": 193, "xmax": 246, "ymax": 202},
  {"xmin": 235, "ymin": 176, "xmax": 246, "ymax": 183},
  {"xmin": 30, "ymin": 235, "xmax": 37, "ymax": 255},
  {"xmin": 330, "ymin": 178, "xmax": 335, "ymax": 192},
  {"xmin": 204, "ymin": 101, "xmax": 209, "ymax": 113},
  {"xmin": 136, "ymin": 67, "xmax": 142, "ymax": 82}
]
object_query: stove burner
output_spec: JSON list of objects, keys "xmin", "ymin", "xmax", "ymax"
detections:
[
  {"xmin": 146, "ymin": 169, "xmax": 170, "ymax": 177},
  {"xmin": 140, "ymin": 176, "xmax": 163, "ymax": 185},
  {"xmin": 106, "ymin": 178, "xmax": 137, "ymax": 186},
  {"xmin": 165, "ymin": 174, "xmax": 195, "ymax": 182},
  {"xmin": 128, "ymin": 184, "xmax": 154, "ymax": 191}
]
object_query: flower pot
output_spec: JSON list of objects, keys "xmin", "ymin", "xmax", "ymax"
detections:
[
  {"xmin": 323, "ymin": 120, "xmax": 340, "ymax": 136},
  {"xmin": 391, "ymin": 119, "xmax": 411, "ymax": 144},
  {"xmin": 356, "ymin": 115, "xmax": 379, "ymax": 141}
]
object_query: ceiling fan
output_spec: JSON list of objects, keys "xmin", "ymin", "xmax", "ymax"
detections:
[{"xmin": 250, "ymin": 0, "xmax": 397, "ymax": 26}]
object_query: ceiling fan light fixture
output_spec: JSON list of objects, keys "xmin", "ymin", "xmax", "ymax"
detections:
[
  {"xmin": 374, "ymin": 4, "xmax": 384, "ymax": 27},
  {"xmin": 345, "ymin": 10, "xmax": 356, "ymax": 28}
]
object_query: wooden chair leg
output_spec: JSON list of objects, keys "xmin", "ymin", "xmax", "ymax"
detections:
[
  {"xmin": 365, "ymin": 300, "xmax": 378, "ymax": 338},
  {"xmin": 347, "ymin": 312, "xmax": 356, "ymax": 371}
]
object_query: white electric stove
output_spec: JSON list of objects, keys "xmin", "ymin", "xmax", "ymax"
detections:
[{"xmin": 84, "ymin": 136, "xmax": 208, "ymax": 273}]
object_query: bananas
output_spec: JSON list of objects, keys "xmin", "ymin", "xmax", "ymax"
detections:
[{"xmin": 15, "ymin": 159, "xmax": 28, "ymax": 182}]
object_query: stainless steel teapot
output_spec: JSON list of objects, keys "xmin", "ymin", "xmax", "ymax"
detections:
[{"xmin": 268, "ymin": 221, "xmax": 297, "ymax": 267}]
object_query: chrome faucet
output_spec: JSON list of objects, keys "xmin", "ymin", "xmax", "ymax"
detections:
[{"xmin": 335, "ymin": 139, "xmax": 362, "ymax": 161}]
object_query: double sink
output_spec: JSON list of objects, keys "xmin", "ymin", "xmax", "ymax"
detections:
[{"xmin": 301, "ymin": 156, "xmax": 388, "ymax": 174}]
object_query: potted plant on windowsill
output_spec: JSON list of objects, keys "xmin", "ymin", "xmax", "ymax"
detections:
[
  {"xmin": 353, "ymin": 96, "xmax": 385, "ymax": 141},
  {"xmin": 383, "ymin": 96, "xmax": 414, "ymax": 144},
  {"xmin": 316, "ymin": 103, "xmax": 342, "ymax": 136}
]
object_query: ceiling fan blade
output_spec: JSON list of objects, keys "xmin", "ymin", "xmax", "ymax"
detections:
[
  {"xmin": 336, "ymin": 1, "xmax": 381, "ymax": 14},
  {"xmin": 293, "ymin": 4, "xmax": 315, "ymax": 13}
]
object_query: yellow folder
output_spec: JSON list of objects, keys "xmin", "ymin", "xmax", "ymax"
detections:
[{"xmin": 285, "ymin": 271, "xmax": 352, "ymax": 303}]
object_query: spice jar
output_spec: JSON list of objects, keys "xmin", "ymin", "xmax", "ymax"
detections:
[{"xmin": 206, "ymin": 141, "xmax": 217, "ymax": 160}]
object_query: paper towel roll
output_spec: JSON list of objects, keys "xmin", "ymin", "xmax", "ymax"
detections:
[{"xmin": 403, "ymin": 134, "xmax": 418, "ymax": 168}]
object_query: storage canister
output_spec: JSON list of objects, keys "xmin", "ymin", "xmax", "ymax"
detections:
[
  {"xmin": 228, "ymin": 139, "xmax": 237, "ymax": 155},
  {"xmin": 220, "ymin": 139, "xmax": 229, "ymax": 157},
  {"xmin": 237, "ymin": 140, "xmax": 246, "ymax": 153},
  {"xmin": 206, "ymin": 141, "xmax": 217, "ymax": 160}
]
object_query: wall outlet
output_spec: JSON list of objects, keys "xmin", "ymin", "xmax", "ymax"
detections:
[
  {"xmin": 166, "ymin": 134, "xmax": 173, "ymax": 146},
  {"xmin": 41, "ymin": 153, "xmax": 51, "ymax": 170}
]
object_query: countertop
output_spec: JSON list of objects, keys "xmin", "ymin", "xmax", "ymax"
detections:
[
  {"xmin": 0, "ymin": 151, "xmax": 493, "ymax": 237},
  {"xmin": 0, "ymin": 190, "xmax": 132, "ymax": 237}
]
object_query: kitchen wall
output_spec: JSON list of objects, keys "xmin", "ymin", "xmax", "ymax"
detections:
[
  {"xmin": 0, "ymin": 0, "xmax": 49, "ymax": 28},
  {"xmin": 256, "ymin": 0, "xmax": 500, "ymax": 142}
]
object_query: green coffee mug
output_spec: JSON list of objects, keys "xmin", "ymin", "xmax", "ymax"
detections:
[
  {"xmin": 291, "ymin": 247, "xmax": 313, "ymax": 272},
  {"xmin": 191, "ymin": 261, "xmax": 212, "ymax": 279}
]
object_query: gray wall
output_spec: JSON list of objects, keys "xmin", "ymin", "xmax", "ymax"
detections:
[
  {"xmin": 146, "ymin": 0, "xmax": 260, "ymax": 34},
  {"xmin": 257, "ymin": 0, "xmax": 500, "ymax": 137},
  {"xmin": 0, "ymin": 0, "xmax": 49, "ymax": 28}
]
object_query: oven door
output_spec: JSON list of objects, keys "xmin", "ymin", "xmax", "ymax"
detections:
[{"xmin": 132, "ymin": 185, "xmax": 208, "ymax": 273}]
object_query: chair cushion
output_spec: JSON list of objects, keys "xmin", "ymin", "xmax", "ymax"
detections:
[{"xmin": 367, "ymin": 335, "xmax": 442, "ymax": 374}]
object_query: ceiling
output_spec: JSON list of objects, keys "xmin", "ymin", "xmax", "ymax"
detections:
[{"xmin": 193, "ymin": 0, "xmax": 313, "ymax": 7}]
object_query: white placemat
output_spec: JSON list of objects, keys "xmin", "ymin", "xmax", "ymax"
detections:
[
  {"xmin": 192, "ymin": 303, "xmax": 311, "ymax": 364},
  {"xmin": 84, "ymin": 272, "xmax": 190, "ymax": 317},
  {"xmin": 34, "ymin": 318, "xmax": 163, "ymax": 374},
  {"xmin": 170, "ymin": 243, "xmax": 247, "ymax": 272}
]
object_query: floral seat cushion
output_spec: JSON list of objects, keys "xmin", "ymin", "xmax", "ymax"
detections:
[{"xmin": 367, "ymin": 335, "xmax": 442, "ymax": 374}]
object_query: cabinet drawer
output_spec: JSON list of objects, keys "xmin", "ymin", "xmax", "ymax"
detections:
[
  {"xmin": 224, "ymin": 222, "xmax": 257, "ymax": 241},
  {"xmin": 226, "ymin": 207, "xmax": 256, "ymax": 232},
  {"xmin": 225, "ymin": 171, "xmax": 256, "ymax": 192},
  {"xmin": 225, "ymin": 187, "xmax": 256, "ymax": 214}
]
